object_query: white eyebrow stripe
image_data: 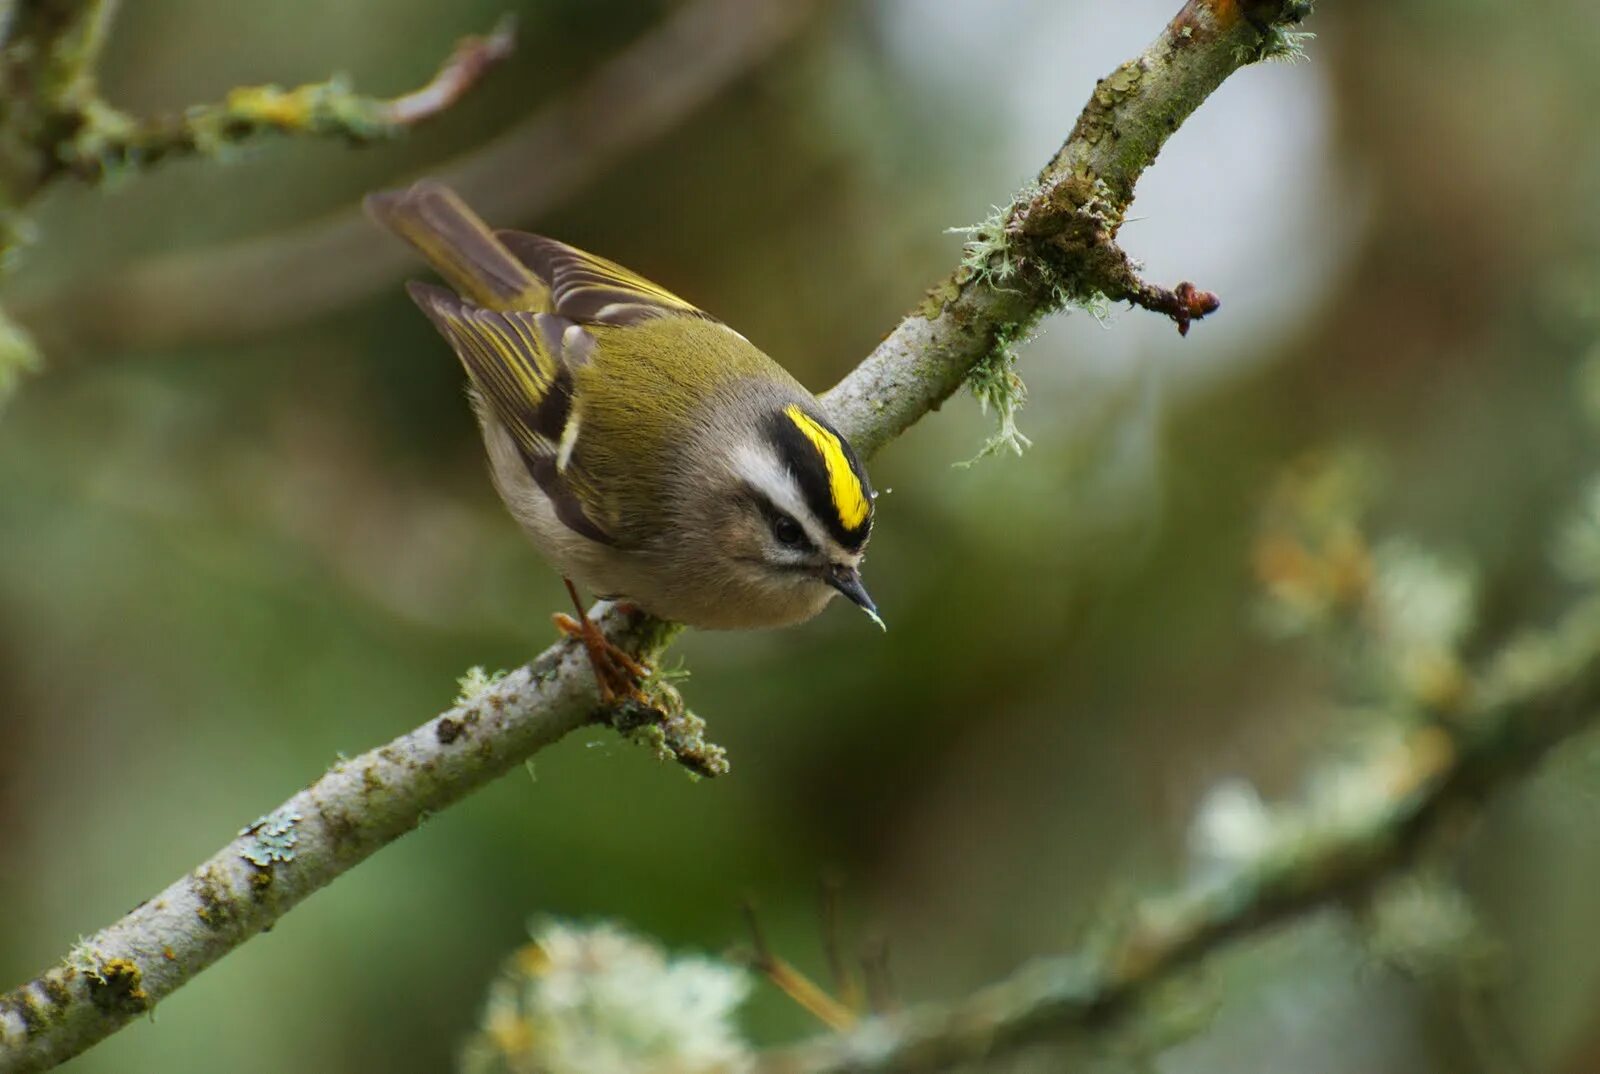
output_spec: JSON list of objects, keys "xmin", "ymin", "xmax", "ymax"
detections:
[{"xmin": 730, "ymin": 441, "xmax": 831, "ymax": 550}]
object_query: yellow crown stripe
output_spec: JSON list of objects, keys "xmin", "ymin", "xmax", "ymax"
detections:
[{"xmin": 784, "ymin": 405, "xmax": 870, "ymax": 531}]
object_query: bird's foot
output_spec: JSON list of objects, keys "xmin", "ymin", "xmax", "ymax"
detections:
[{"xmin": 554, "ymin": 581, "xmax": 651, "ymax": 705}]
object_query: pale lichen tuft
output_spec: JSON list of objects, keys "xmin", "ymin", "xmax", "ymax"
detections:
[
  {"xmin": 456, "ymin": 665, "xmax": 509, "ymax": 705},
  {"xmin": 1259, "ymin": 29, "xmax": 1316, "ymax": 64},
  {"xmin": 957, "ymin": 320, "xmax": 1036, "ymax": 466},
  {"xmin": 461, "ymin": 919, "xmax": 752, "ymax": 1074}
]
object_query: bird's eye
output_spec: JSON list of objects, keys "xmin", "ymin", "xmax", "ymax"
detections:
[{"xmin": 771, "ymin": 515, "xmax": 805, "ymax": 547}]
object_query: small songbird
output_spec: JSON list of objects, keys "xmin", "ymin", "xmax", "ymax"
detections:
[{"xmin": 366, "ymin": 182, "xmax": 880, "ymax": 700}]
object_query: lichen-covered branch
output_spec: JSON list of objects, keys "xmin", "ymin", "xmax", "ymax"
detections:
[
  {"xmin": 822, "ymin": 0, "xmax": 1311, "ymax": 457},
  {"xmin": 0, "ymin": 611, "xmax": 698, "ymax": 1073},
  {"xmin": 0, "ymin": 2, "xmax": 1315, "ymax": 1070}
]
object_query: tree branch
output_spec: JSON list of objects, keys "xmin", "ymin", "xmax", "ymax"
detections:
[{"xmin": 0, "ymin": 1, "xmax": 1315, "ymax": 1069}]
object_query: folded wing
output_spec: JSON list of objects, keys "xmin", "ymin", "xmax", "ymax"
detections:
[{"xmin": 406, "ymin": 282, "xmax": 612, "ymax": 545}]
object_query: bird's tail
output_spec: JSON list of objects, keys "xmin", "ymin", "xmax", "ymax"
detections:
[{"xmin": 364, "ymin": 180, "xmax": 548, "ymax": 311}]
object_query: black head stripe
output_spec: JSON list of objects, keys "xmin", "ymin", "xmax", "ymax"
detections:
[{"xmin": 763, "ymin": 411, "xmax": 874, "ymax": 550}]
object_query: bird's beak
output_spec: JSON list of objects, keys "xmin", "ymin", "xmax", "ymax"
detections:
[{"xmin": 826, "ymin": 565, "xmax": 885, "ymax": 631}]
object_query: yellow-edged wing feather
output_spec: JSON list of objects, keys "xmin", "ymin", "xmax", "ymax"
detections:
[{"xmin": 497, "ymin": 230, "xmax": 715, "ymax": 326}]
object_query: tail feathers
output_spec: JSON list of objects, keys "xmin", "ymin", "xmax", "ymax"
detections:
[{"xmin": 365, "ymin": 181, "xmax": 548, "ymax": 311}]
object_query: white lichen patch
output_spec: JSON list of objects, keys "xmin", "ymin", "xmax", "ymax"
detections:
[
  {"xmin": 1260, "ymin": 29, "xmax": 1316, "ymax": 64},
  {"xmin": 1370, "ymin": 540, "xmax": 1477, "ymax": 654},
  {"xmin": 455, "ymin": 665, "xmax": 508, "ymax": 706},
  {"xmin": 461, "ymin": 920, "xmax": 752, "ymax": 1074}
]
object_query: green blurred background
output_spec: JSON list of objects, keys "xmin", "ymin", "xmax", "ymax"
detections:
[{"xmin": 4, "ymin": 0, "xmax": 1600, "ymax": 1070}]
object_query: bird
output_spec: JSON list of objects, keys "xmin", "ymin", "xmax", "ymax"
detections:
[{"xmin": 365, "ymin": 181, "xmax": 880, "ymax": 702}]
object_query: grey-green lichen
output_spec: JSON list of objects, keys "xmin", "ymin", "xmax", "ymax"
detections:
[
  {"xmin": 1366, "ymin": 874, "xmax": 1498, "ymax": 984},
  {"xmin": 944, "ymin": 168, "xmax": 1133, "ymax": 461},
  {"xmin": 958, "ymin": 320, "xmax": 1038, "ymax": 466},
  {"xmin": 239, "ymin": 806, "xmax": 302, "ymax": 867},
  {"xmin": 39, "ymin": 972, "xmax": 72, "ymax": 1012},
  {"xmin": 1240, "ymin": 27, "xmax": 1315, "ymax": 64},
  {"xmin": 947, "ymin": 185, "xmax": 1041, "ymax": 291},
  {"xmin": 913, "ymin": 271, "xmax": 966, "ymax": 321},
  {"xmin": 0, "ymin": 968, "xmax": 77, "ymax": 1041},
  {"xmin": 608, "ymin": 677, "xmax": 728, "ymax": 780}
]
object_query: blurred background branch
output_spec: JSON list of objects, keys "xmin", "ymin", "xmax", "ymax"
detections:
[
  {"xmin": 8, "ymin": 0, "xmax": 827, "ymax": 357},
  {"xmin": 0, "ymin": 2, "xmax": 1318, "ymax": 1069},
  {"xmin": 760, "ymin": 479, "xmax": 1600, "ymax": 1072},
  {"xmin": 0, "ymin": 2, "xmax": 510, "ymax": 401}
]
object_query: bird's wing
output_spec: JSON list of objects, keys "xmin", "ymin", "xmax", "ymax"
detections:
[
  {"xmin": 406, "ymin": 281, "xmax": 613, "ymax": 545},
  {"xmin": 496, "ymin": 230, "xmax": 718, "ymax": 327}
]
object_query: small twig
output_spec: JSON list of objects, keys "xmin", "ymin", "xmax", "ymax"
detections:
[
  {"xmin": 743, "ymin": 902, "xmax": 859, "ymax": 1033},
  {"xmin": 859, "ymin": 937, "xmax": 898, "ymax": 1017},
  {"xmin": 0, "ymin": 11, "xmax": 512, "ymax": 201},
  {"xmin": 821, "ymin": 874, "xmax": 864, "ymax": 1013},
  {"xmin": 378, "ymin": 17, "xmax": 517, "ymax": 126},
  {"xmin": 1128, "ymin": 279, "xmax": 1223, "ymax": 336}
]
